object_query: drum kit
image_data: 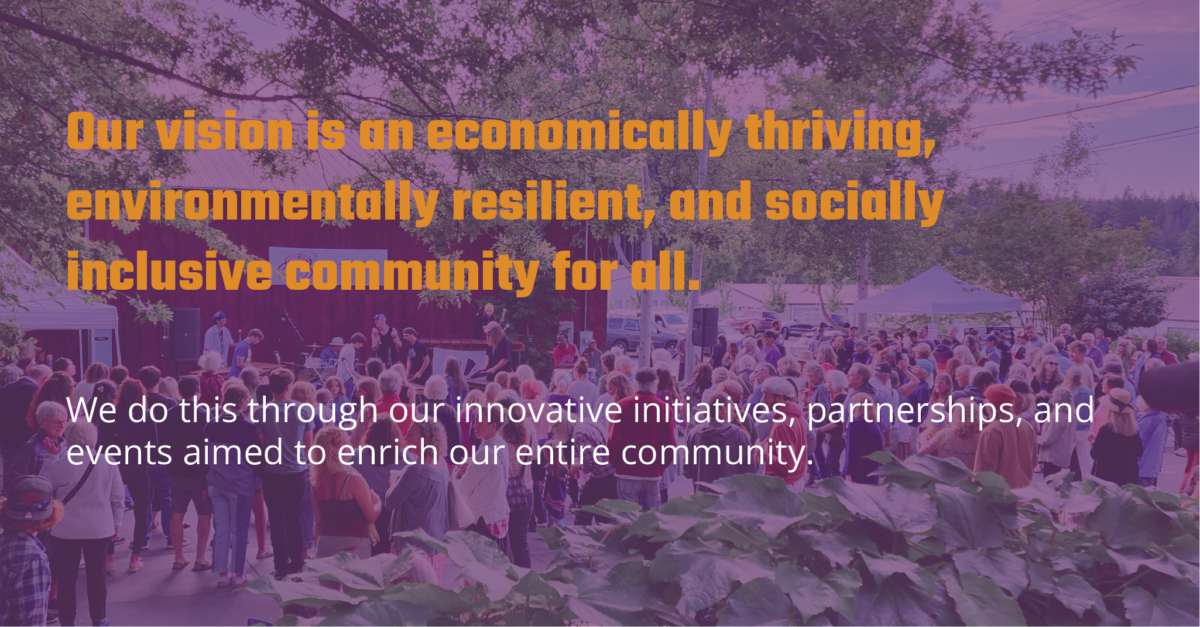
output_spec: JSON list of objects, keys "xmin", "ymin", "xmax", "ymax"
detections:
[{"xmin": 277, "ymin": 343, "xmax": 335, "ymax": 382}]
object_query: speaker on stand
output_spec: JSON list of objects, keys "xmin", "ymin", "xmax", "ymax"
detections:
[{"xmin": 168, "ymin": 308, "xmax": 202, "ymax": 376}]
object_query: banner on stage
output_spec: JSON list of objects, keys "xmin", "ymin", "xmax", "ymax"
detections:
[
  {"xmin": 433, "ymin": 348, "xmax": 489, "ymax": 382},
  {"xmin": 268, "ymin": 247, "xmax": 388, "ymax": 286}
]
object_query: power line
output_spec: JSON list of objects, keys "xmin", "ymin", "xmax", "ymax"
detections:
[
  {"xmin": 1006, "ymin": 0, "xmax": 1105, "ymax": 35},
  {"xmin": 1020, "ymin": 0, "xmax": 1157, "ymax": 38},
  {"xmin": 969, "ymin": 84, "xmax": 1199, "ymax": 130},
  {"xmin": 966, "ymin": 126, "xmax": 1199, "ymax": 172},
  {"xmin": 992, "ymin": 0, "xmax": 1050, "ymax": 17}
]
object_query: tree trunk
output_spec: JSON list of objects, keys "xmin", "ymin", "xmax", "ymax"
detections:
[
  {"xmin": 639, "ymin": 165, "xmax": 655, "ymax": 369},
  {"xmin": 684, "ymin": 68, "xmax": 715, "ymax": 383},
  {"xmin": 856, "ymin": 239, "xmax": 869, "ymax": 331}
]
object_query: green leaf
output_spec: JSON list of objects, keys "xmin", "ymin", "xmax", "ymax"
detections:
[
  {"xmin": 302, "ymin": 552, "xmax": 413, "ymax": 594},
  {"xmin": 875, "ymin": 453, "xmax": 973, "ymax": 487},
  {"xmin": 827, "ymin": 478, "xmax": 937, "ymax": 534},
  {"xmin": 1122, "ymin": 581, "xmax": 1200, "ymax": 626},
  {"xmin": 317, "ymin": 600, "xmax": 436, "ymax": 626},
  {"xmin": 648, "ymin": 538, "xmax": 774, "ymax": 612},
  {"xmin": 789, "ymin": 528, "xmax": 862, "ymax": 567},
  {"xmin": 1086, "ymin": 491, "xmax": 1173, "ymax": 548},
  {"xmin": 933, "ymin": 484, "xmax": 1006, "ymax": 549},
  {"xmin": 717, "ymin": 577, "xmax": 796, "ymax": 626},
  {"xmin": 381, "ymin": 583, "xmax": 475, "ymax": 616},
  {"xmin": 1106, "ymin": 547, "xmax": 1193, "ymax": 579},
  {"xmin": 626, "ymin": 491, "xmax": 717, "ymax": 542},
  {"xmin": 1053, "ymin": 574, "xmax": 1104, "ymax": 618},
  {"xmin": 568, "ymin": 562, "xmax": 664, "ymax": 626},
  {"xmin": 511, "ymin": 569, "xmax": 578, "ymax": 606},
  {"xmin": 945, "ymin": 572, "xmax": 1026, "ymax": 626},
  {"xmin": 579, "ymin": 498, "xmax": 643, "ymax": 524},
  {"xmin": 854, "ymin": 573, "xmax": 955, "ymax": 626},
  {"xmin": 709, "ymin": 474, "xmax": 808, "ymax": 537},
  {"xmin": 544, "ymin": 522, "xmax": 631, "ymax": 572},
  {"xmin": 244, "ymin": 575, "xmax": 364, "ymax": 609},
  {"xmin": 952, "ymin": 549, "xmax": 1028, "ymax": 596},
  {"xmin": 776, "ymin": 562, "xmax": 860, "ymax": 620}
]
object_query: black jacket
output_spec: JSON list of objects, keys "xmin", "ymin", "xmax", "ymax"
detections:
[{"xmin": 0, "ymin": 378, "xmax": 40, "ymax": 448}]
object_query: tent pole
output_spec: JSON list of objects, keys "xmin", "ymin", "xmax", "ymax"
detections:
[
  {"xmin": 79, "ymin": 330, "xmax": 84, "ymax": 366},
  {"xmin": 114, "ymin": 326, "xmax": 123, "ymax": 366}
]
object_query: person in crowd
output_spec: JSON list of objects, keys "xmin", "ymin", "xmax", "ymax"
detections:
[
  {"xmin": 473, "ymin": 303, "xmax": 497, "ymax": 340},
  {"xmin": 355, "ymin": 419, "xmax": 406, "ymax": 556},
  {"xmin": 481, "ymin": 322, "xmax": 513, "ymax": 379},
  {"xmin": 895, "ymin": 364, "xmax": 931, "ymax": 460},
  {"xmin": 238, "ymin": 366, "xmax": 261, "ymax": 399},
  {"xmin": 761, "ymin": 378, "xmax": 807, "ymax": 490},
  {"xmin": 1067, "ymin": 340, "xmax": 1100, "ymax": 382},
  {"xmin": 423, "ymin": 376, "xmax": 462, "ymax": 455},
  {"xmin": 1092, "ymin": 328, "xmax": 1110, "ymax": 355},
  {"xmin": 159, "ymin": 376, "xmax": 182, "ymax": 403},
  {"xmin": 1080, "ymin": 333, "xmax": 1104, "ymax": 368},
  {"xmin": 387, "ymin": 420, "xmax": 449, "ymax": 584},
  {"xmin": 567, "ymin": 358, "xmax": 599, "ymax": 407},
  {"xmin": 9, "ymin": 396, "xmax": 69, "ymax": 496},
  {"xmin": 801, "ymin": 362, "xmax": 831, "ymax": 479},
  {"xmin": 112, "ymin": 378, "xmax": 152, "ymax": 572},
  {"xmin": 551, "ymin": 414, "xmax": 616, "ymax": 526},
  {"xmin": 204, "ymin": 384, "xmax": 257, "ymax": 587},
  {"xmin": 832, "ymin": 336, "xmax": 851, "ymax": 372},
  {"xmin": 683, "ymin": 391, "xmax": 755, "ymax": 493},
  {"xmin": 609, "ymin": 369, "xmax": 673, "ymax": 511},
  {"xmin": 338, "ymin": 333, "xmax": 366, "ymax": 393},
  {"xmin": 311, "ymin": 428, "xmax": 380, "ymax": 559},
  {"xmin": 41, "ymin": 419, "xmax": 121, "ymax": 627},
  {"xmin": 973, "ymin": 385, "xmax": 1037, "ymax": 489},
  {"xmin": 500, "ymin": 416, "xmax": 533, "ymax": 567},
  {"xmin": 917, "ymin": 374, "xmax": 955, "ymax": 449},
  {"xmin": 1178, "ymin": 412, "xmax": 1199, "ymax": 492},
  {"xmin": 484, "ymin": 381, "xmax": 503, "ymax": 403},
  {"xmin": 0, "ymin": 475, "xmax": 62, "ymax": 625},
  {"xmin": 373, "ymin": 370, "xmax": 410, "ymax": 439},
  {"xmin": 1060, "ymin": 365, "xmax": 1095, "ymax": 480},
  {"xmin": 1038, "ymin": 387, "xmax": 1078, "ymax": 478},
  {"xmin": 443, "ymin": 356, "xmax": 471, "ymax": 406},
  {"xmin": 137, "ymin": 367, "xmax": 177, "ymax": 546},
  {"xmin": 552, "ymin": 332, "xmax": 578, "ymax": 369},
  {"xmin": 843, "ymin": 393, "xmax": 884, "ymax": 484},
  {"xmin": 1114, "ymin": 338, "xmax": 1134, "ymax": 376},
  {"xmin": 1135, "ymin": 396, "xmax": 1170, "ymax": 488},
  {"xmin": 318, "ymin": 337, "xmax": 343, "ymax": 365},
  {"xmin": 817, "ymin": 370, "xmax": 849, "ymax": 475},
  {"xmin": 72, "ymin": 362, "xmax": 109, "ymax": 402},
  {"xmin": 228, "ymin": 328, "xmax": 263, "ymax": 379},
  {"xmin": 710, "ymin": 333, "xmax": 728, "ymax": 370},
  {"xmin": 759, "ymin": 330, "xmax": 782, "ymax": 369},
  {"xmin": 682, "ymin": 363, "xmax": 713, "ymax": 405},
  {"xmin": 365, "ymin": 358, "xmax": 386, "ymax": 381},
  {"xmin": 0, "ymin": 365, "xmax": 53, "ymax": 489},
  {"xmin": 203, "ymin": 311, "xmax": 234, "ymax": 368},
  {"xmin": 1154, "ymin": 336, "xmax": 1178, "ymax": 365},
  {"xmin": 400, "ymin": 327, "xmax": 431, "ymax": 385},
  {"xmin": 1090, "ymin": 388, "xmax": 1143, "ymax": 486},
  {"xmin": 258, "ymin": 370, "xmax": 314, "ymax": 579},
  {"xmin": 544, "ymin": 370, "xmax": 573, "ymax": 411},
  {"xmin": 160, "ymin": 376, "xmax": 213, "ymax": 571},
  {"xmin": 598, "ymin": 372, "xmax": 632, "ymax": 409},
  {"xmin": 197, "ymin": 351, "xmax": 226, "ymax": 405},
  {"xmin": 0, "ymin": 364, "xmax": 22, "ymax": 388},
  {"xmin": 457, "ymin": 406, "xmax": 510, "ymax": 543},
  {"xmin": 236, "ymin": 367, "xmax": 271, "ymax": 560},
  {"xmin": 850, "ymin": 339, "xmax": 872, "ymax": 367},
  {"xmin": 1032, "ymin": 357, "xmax": 1064, "ymax": 398},
  {"xmin": 371, "ymin": 314, "xmax": 403, "ymax": 367},
  {"xmin": 920, "ymin": 394, "xmax": 982, "ymax": 469},
  {"xmin": 1131, "ymin": 338, "xmax": 1160, "ymax": 391}
]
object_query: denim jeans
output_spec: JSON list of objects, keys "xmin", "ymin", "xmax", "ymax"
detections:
[
  {"xmin": 1137, "ymin": 477, "xmax": 1157, "ymax": 488},
  {"xmin": 148, "ymin": 465, "xmax": 172, "ymax": 539},
  {"xmin": 209, "ymin": 484, "xmax": 252, "ymax": 576},
  {"xmin": 300, "ymin": 476, "xmax": 314, "ymax": 551},
  {"xmin": 507, "ymin": 506, "xmax": 532, "ymax": 568},
  {"xmin": 616, "ymin": 477, "xmax": 662, "ymax": 511}
]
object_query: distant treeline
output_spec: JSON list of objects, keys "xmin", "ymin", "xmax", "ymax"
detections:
[{"xmin": 1082, "ymin": 191, "xmax": 1199, "ymax": 276}]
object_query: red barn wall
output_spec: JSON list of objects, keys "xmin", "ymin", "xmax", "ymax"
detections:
[{"xmin": 83, "ymin": 219, "xmax": 607, "ymax": 373}]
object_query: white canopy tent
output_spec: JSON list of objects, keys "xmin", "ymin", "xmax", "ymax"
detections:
[
  {"xmin": 851, "ymin": 266, "xmax": 1022, "ymax": 336},
  {"xmin": 1, "ymin": 250, "xmax": 121, "ymax": 364}
]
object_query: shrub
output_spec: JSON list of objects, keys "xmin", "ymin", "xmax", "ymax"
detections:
[{"xmin": 250, "ymin": 454, "xmax": 1199, "ymax": 625}]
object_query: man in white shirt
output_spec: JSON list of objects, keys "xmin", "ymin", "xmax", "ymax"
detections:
[
  {"xmin": 338, "ymin": 333, "xmax": 366, "ymax": 393},
  {"xmin": 203, "ymin": 311, "xmax": 234, "ymax": 367}
]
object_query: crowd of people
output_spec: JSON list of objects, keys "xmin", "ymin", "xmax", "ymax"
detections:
[{"xmin": 0, "ymin": 314, "xmax": 1196, "ymax": 626}]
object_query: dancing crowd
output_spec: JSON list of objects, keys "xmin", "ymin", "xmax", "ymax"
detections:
[{"xmin": 0, "ymin": 315, "xmax": 1197, "ymax": 626}]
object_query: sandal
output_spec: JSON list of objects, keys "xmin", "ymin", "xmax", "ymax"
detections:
[
  {"xmin": 255, "ymin": 549, "xmax": 273, "ymax": 559},
  {"xmin": 172, "ymin": 560, "xmax": 190, "ymax": 571},
  {"xmin": 193, "ymin": 561, "xmax": 213, "ymax": 572}
]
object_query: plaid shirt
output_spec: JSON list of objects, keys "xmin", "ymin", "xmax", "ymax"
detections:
[
  {"xmin": 0, "ymin": 531, "xmax": 50, "ymax": 626},
  {"xmin": 571, "ymin": 422, "xmax": 614, "ymax": 479}
]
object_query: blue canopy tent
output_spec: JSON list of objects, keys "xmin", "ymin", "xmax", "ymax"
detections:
[{"xmin": 852, "ymin": 266, "xmax": 1021, "ymax": 316}]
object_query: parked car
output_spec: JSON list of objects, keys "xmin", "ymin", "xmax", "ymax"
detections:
[
  {"xmin": 781, "ymin": 311, "xmax": 850, "ymax": 340},
  {"xmin": 606, "ymin": 310, "xmax": 681, "ymax": 356},
  {"xmin": 652, "ymin": 307, "xmax": 690, "ymax": 336},
  {"xmin": 722, "ymin": 310, "xmax": 785, "ymax": 335}
]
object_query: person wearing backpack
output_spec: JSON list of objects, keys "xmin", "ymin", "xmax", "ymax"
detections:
[{"xmin": 41, "ymin": 420, "xmax": 123, "ymax": 627}]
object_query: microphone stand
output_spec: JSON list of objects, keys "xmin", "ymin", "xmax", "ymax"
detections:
[{"xmin": 282, "ymin": 308, "xmax": 306, "ymax": 366}]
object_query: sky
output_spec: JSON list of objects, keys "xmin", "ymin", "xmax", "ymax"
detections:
[
  {"xmin": 957, "ymin": 0, "xmax": 1199, "ymax": 197},
  {"xmin": 189, "ymin": 0, "xmax": 1199, "ymax": 199}
]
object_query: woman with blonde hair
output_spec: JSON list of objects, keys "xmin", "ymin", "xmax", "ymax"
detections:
[
  {"xmin": 1063, "ymin": 365, "xmax": 1095, "ymax": 479},
  {"xmin": 1006, "ymin": 363, "xmax": 1030, "ymax": 385},
  {"xmin": 1090, "ymin": 388, "xmax": 1142, "ymax": 486},
  {"xmin": 197, "ymin": 351, "xmax": 225, "ymax": 404},
  {"xmin": 310, "ymin": 427, "xmax": 381, "ymax": 559},
  {"xmin": 73, "ymin": 362, "xmax": 111, "ymax": 401},
  {"xmin": 442, "ymin": 356, "xmax": 470, "ymax": 406}
]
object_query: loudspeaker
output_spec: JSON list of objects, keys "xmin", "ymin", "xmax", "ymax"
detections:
[
  {"xmin": 692, "ymin": 307, "xmax": 719, "ymax": 347},
  {"xmin": 170, "ymin": 308, "xmax": 203, "ymax": 361}
]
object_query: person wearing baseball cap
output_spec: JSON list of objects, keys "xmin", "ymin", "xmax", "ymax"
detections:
[
  {"xmin": 851, "ymin": 339, "xmax": 871, "ymax": 366},
  {"xmin": 760, "ymin": 377, "xmax": 808, "ymax": 490},
  {"xmin": 0, "ymin": 475, "xmax": 61, "ymax": 625},
  {"xmin": 203, "ymin": 311, "xmax": 234, "ymax": 367},
  {"xmin": 473, "ymin": 303, "xmax": 496, "ymax": 339},
  {"xmin": 973, "ymin": 384, "xmax": 1037, "ymax": 489}
]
